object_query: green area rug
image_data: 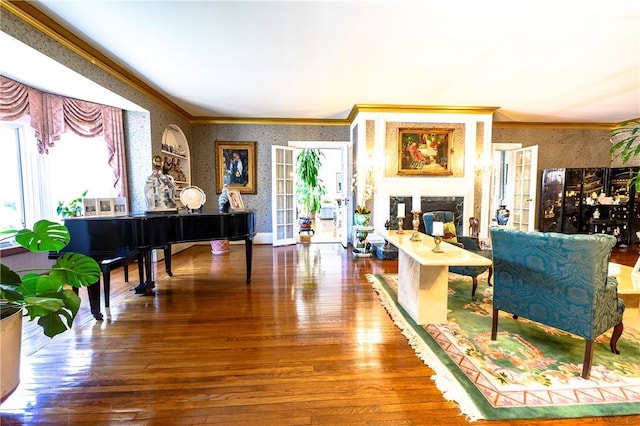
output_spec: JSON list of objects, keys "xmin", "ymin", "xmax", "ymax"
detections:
[{"xmin": 367, "ymin": 273, "xmax": 640, "ymax": 421}]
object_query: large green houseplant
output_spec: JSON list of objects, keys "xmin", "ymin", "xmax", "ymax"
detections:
[
  {"xmin": 1, "ymin": 219, "xmax": 101, "ymax": 336},
  {"xmin": 610, "ymin": 119, "xmax": 640, "ymax": 189},
  {"xmin": 1, "ymin": 219, "xmax": 100, "ymax": 400},
  {"xmin": 296, "ymin": 149, "xmax": 327, "ymax": 218}
]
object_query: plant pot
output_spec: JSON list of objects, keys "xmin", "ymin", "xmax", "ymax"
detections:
[
  {"xmin": 1, "ymin": 309, "xmax": 22, "ymax": 402},
  {"xmin": 210, "ymin": 239, "xmax": 230, "ymax": 255}
]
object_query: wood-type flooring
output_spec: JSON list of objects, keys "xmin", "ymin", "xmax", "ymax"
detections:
[{"xmin": 1, "ymin": 242, "xmax": 639, "ymax": 425}]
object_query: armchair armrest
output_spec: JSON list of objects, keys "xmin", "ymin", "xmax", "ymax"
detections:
[
  {"xmin": 605, "ymin": 276, "xmax": 619, "ymax": 294},
  {"xmin": 457, "ymin": 236, "xmax": 491, "ymax": 256},
  {"xmin": 457, "ymin": 236, "xmax": 479, "ymax": 250}
]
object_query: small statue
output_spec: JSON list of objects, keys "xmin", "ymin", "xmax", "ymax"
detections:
[
  {"xmin": 384, "ymin": 219, "xmax": 391, "ymax": 247},
  {"xmin": 145, "ymin": 155, "xmax": 177, "ymax": 212}
]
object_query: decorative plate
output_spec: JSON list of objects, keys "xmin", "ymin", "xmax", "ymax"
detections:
[{"xmin": 179, "ymin": 186, "xmax": 206, "ymax": 209}]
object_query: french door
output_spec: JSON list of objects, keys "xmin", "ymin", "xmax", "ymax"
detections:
[
  {"xmin": 508, "ymin": 145, "xmax": 538, "ymax": 231},
  {"xmin": 271, "ymin": 145, "xmax": 296, "ymax": 246}
]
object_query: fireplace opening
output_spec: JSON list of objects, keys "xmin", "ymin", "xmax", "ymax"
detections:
[{"xmin": 388, "ymin": 196, "xmax": 464, "ymax": 234}]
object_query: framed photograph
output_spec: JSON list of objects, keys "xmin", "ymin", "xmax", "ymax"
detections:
[
  {"xmin": 97, "ymin": 198, "xmax": 115, "ymax": 216},
  {"xmin": 227, "ymin": 188, "xmax": 245, "ymax": 211},
  {"xmin": 397, "ymin": 128, "xmax": 454, "ymax": 176},
  {"xmin": 113, "ymin": 197, "xmax": 128, "ymax": 216},
  {"xmin": 215, "ymin": 141, "xmax": 257, "ymax": 194},
  {"xmin": 83, "ymin": 198, "xmax": 97, "ymax": 217}
]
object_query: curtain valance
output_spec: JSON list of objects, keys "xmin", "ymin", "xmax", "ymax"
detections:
[{"xmin": 0, "ymin": 75, "xmax": 128, "ymax": 197}]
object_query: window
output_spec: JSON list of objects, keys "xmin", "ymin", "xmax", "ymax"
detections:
[
  {"xmin": 1, "ymin": 119, "xmax": 116, "ymax": 238},
  {"xmin": 1, "ymin": 124, "xmax": 25, "ymax": 232}
]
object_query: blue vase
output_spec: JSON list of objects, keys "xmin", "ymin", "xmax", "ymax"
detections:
[{"xmin": 496, "ymin": 205, "xmax": 510, "ymax": 225}]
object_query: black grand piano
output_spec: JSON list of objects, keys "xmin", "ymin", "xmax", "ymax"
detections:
[{"xmin": 57, "ymin": 211, "xmax": 256, "ymax": 319}]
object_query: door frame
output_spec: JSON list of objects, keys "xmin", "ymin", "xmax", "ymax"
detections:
[{"xmin": 286, "ymin": 141, "xmax": 351, "ymax": 247}]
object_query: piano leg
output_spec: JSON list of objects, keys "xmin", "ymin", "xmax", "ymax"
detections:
[
  {"xmin": 137, "ymin": 252, "xmax": 144, "ymax": 285},
  {"xmin": 134, "ymin": 249, "xmax": 156, "ymax": 294},
  {"xmin": 245, "ymin": 239, "xmax": 253, "ymax": 284},
  {"xmin": 163, "ymin": 244, "xmax": 173, "ymax": 276},
  {"xmin": 86, "ymin": 279, "xmax": 103, "ymax": 320}
]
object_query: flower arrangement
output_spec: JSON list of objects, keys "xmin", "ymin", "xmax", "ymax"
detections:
[
  {"xmin": 353, "ymin": 170, "xmax": 374, "ymax": 215},
  {"xmin": 355, "ymin": 204, "xmax": 370, "ymax": 215}
]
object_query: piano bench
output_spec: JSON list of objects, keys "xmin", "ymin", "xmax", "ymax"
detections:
[{"xmin": 86, "ymin": 254, "xmax": 144, "ymax": 320}]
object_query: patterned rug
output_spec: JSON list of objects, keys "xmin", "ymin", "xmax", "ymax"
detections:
[{"xmin": 367, "ymin": 273, "xmax": 640, "ymax": 421}]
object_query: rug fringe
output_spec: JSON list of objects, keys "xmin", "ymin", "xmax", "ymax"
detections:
[{"xmin": 366, "ymin": 274, "xmax": 483, "ymax": 422}]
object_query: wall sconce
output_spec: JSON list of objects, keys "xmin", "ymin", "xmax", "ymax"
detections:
[{"xmin": 474, "ymin": 158, "xmax": 493, "ymax": 175}]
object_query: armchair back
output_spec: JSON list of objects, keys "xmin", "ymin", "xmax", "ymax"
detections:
[{"xmin": 489, "ymin": 227, "xmax": 621, "ymax": 340}]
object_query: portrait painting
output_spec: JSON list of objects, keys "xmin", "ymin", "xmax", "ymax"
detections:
[
  {"xmin": 215, "ymin": 141, "xmax": 257, "ymax": 194},
  {"xmin": 397, "ymin": 128, "xmax": 454, "ymax": 176}
]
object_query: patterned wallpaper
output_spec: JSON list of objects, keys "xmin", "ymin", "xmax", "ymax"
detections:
[
  {"xmin": 191, "ymin": 124, "xmax": 349, "ymax": 233},
  {"xmin": 493, "ymin": 127, "xmax": 617, "ymax": 200}
]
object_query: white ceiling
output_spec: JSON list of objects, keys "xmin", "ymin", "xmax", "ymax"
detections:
[{"xmin": 5, "ymin": 0, "xmax": 640, "ymax": 123}]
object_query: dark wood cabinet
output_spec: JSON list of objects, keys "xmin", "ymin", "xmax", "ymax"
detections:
[{"xmin": 539, "ymin": 167, "xmax": 639, "ymax": 246}]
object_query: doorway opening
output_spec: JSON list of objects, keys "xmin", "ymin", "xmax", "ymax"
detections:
[{"xmin": 295, "ymin": 147, "xmax": 343, "ymax": 244}]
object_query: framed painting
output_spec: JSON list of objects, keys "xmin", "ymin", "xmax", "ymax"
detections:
[
  {"xmin": 215, "ymin": 141, "xmax": 257, "ymax": 194},
  {"xmin": 397, "ymin": 128, "xmax": 454, "ymax": 176}
]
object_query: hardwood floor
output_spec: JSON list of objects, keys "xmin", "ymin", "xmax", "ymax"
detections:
[{"xmin": 1, "ymin": 243, "xmax": 638, "ymax": 425}]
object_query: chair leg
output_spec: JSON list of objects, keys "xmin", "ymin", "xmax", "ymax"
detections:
[
  {"xmin": 487, "ymin": 265, "xmax": 493, "ymax": 286},
  {"xmin": 471, "ymin": 277, "xmax": 478, "ymax": 301},
  {"xmin": 610, "ymin": 322, "xmax": 624, "ymax": 354},
  {"xmin": 491, "ymin": 309, "xmax": 499, "ymax": 340},
  {"xmin": 582, "ymin": 339, "xmax": 594, "ymax": 379}
]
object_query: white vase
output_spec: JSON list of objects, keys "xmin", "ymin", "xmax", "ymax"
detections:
[{"xmin": 1, "ymin": 309, "xmax": 22, "ymax": 401}]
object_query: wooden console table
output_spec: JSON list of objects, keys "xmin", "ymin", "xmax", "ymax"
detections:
[{"xmin": 379, "ymin": 230, "xmax": 492, "ymax": 325}]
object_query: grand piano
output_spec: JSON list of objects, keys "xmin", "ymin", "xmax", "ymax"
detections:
[{"xmin": 58, "ymin": 211, "xmax": 256, "ymax": 319}]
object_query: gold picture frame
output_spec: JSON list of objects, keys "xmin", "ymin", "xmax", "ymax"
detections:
[
  {"xmin": 397, "ymin": 128, "xmax": 454, "ymax": 176},
  {"xmin": 215, "ymin": 141, "xmax": 257, "ymax": 194}
]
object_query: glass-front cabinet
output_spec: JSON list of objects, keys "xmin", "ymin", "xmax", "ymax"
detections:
[{"xmin": 539, "ymin": 167, "xmax": 639, "ymax": 246}]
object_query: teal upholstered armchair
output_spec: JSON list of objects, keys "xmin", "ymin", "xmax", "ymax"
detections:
[
  {"xmin": 489, "ymin": 227, "xmax": 625, "ymax": 380},
  {"xmin": 423, "ymin": 211, "xmax": 493, "ymax": 301}
]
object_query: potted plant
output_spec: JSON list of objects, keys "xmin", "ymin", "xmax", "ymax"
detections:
[
  {"xmin": 296, "ymin": 149, "xmax": 327, "ymax": 219},
  {"xmin": 0, "ymin": 219, "xmax": 101, "ymax": 400},
  {"xmin": 56, "ymin": 190, "xmax": 88, "ymax": 218},
  {"xmin": 610, "ymin": 119, "xmax": 640, "ymax": 189},
  {"xmin": 354, "ymin": 204, "xmax": 371, "ymax": 226}
]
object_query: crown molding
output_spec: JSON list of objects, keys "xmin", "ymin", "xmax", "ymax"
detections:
[
  {"xmin": 348, "ymin": 104, "xmax": 500, "ymax": 121},
  {"xmin": 493, "ymin": 121, "xmax": 619, "ymax": 130},
  {"xmin": 190, "ymin": 116, "xmax": 349, "ymax": 126}
]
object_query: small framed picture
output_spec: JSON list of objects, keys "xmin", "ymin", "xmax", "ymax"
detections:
[
  {"xmin": 227, "ymin": 189, "xmax": 244, "ymax": 211},
  {"xmin": 83, "ymin": 198, "xmax": 97, "ymax": 217},
  {"xmin": 97, "ymin": 198, "xmax": 115, "ymax": 216}
]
